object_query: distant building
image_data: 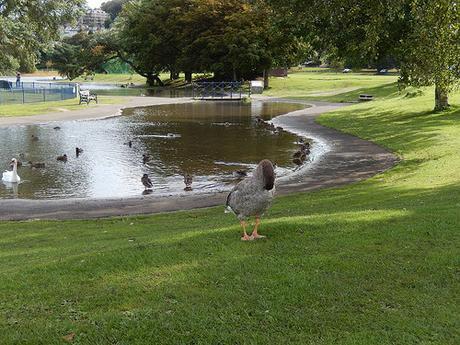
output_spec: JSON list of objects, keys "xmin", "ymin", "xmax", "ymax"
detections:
[
  {"xmin": 80, "ymin": 9, "xmax": 110, "ymax": 30},
  {"xmin": 63, "ymin": 8, "xmax": 110, "ymax": 36}
]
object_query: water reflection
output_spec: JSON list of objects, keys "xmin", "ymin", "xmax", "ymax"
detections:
[{"xmin": 0, "ymin": 101, "xmax": 307, "ymax": 199}]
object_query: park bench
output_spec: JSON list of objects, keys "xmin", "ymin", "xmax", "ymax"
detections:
[
  {"xmin": 79, "ymin": 90, "xmax": 98, "ymax": 105},
  {"xmin": 359, "ymin": 94, "xmax": 373, "ymax": 101}
]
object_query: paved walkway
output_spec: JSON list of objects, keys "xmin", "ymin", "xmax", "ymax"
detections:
[
  {"xmin": 0, "ymin": 96, "xmax": 194, "ymax": 127},
  {"xmin": 0, "ymin": 98, "xmax": 399, "ymax": 220}
]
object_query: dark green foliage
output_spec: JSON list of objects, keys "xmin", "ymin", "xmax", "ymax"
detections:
[
  {"xmin": 50, "ymin": 32, "xmax": 114, "ymax": 80},
  {"xmin": 0, "ymin": 0, "xmax": 85, "ymax": 73}
]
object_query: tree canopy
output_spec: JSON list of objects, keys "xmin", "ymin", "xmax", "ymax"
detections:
[
  {"xmin": 110, "ymin": 0, "xmax": 303, "ymax": 85},
  {"xmin": 269, "ymin": 0, "xmax": 460, "ymax": 110},
  {"xmin": 0, "ymin": 0, "xmax": 84, "ymax": 73}
]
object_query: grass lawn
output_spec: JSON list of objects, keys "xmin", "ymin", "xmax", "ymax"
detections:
[
  {"xmin": 0, "ymin": 96, "xmax": 125, "ymax": 117},
  {"xmin": 1, "ymin": 73, "xmax": 459, "ymax": 344},
  {"xmin": 265, "ymin": 70, "xmax": 399, "ymax": 103}
]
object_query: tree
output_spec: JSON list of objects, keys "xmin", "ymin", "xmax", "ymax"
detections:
[
  {"xmin": 269, "ymin": 0, "xmax": 460, "ymax": 110},
  {"xmin": 399, "ymin": 0, "xmax": 460, "ymax": 111},
  {"xmin": 0, "ymin": 0, "xmax": 84, "ymax": 73},
  {"xmin": 101, "ymin": 0, "xmax": 128, "ymax": 20},
  {"xmin": 112, "ymin": 0, "xmax": 302, "ymax": 85},
  {"xmin": 50, "ymin": 32, "xmax": 114, "ymax": 80}
]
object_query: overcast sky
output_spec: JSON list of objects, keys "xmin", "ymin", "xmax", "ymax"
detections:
[{"xmin": 86, "ymin": 0, "xmax": 105, "ymax": 8}]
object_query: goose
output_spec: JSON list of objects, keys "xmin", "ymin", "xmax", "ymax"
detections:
[
  {"xmin": 141, "ymin": 174, "xmax": 153, "ymax": 190},
  {"xmin": 57, "ymin": 154, "xmax": 68, "ymax": 162},
  {"xmin": 184, "ymin": 174, "xmax": 193, "ymax": 191},
  {"xmin": 124, "ymin": 140, "xmax": 133, "ymax": 148},
  {"xmin": 226, "ymin": 159, "xmax": 275, "ymax": 241},
  {"xmin": 2, "ymin": 158, "xmax": 21, "ymax": 183}
]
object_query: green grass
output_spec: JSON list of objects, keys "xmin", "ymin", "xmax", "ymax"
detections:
[
  {"xmin": 1, "ymin": 73, "xmax": 459, "ymax": 344},
  {"xmin": 265, "ymin": 70, "xmax": 399, "ymax": 102},
  {"xmin": 71, "ymin": 73, "xmax": 148, "ymax": 84},
  {"xmin": 0, "ymin": 96, "xmax": 125, "ymax": 117}
]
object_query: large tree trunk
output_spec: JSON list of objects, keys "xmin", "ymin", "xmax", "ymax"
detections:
[
  {"xmin": 434, "ymin": 83, "xmax": 449, "ymax": 111},
  {"xmin": 169, "ymin": 70, "xmax": 179, "ymax": 80},
  {"xmin": 185, "ymin": 71, "xmax": 192, "ymax": 84},
  {"xmin": 146, "ymin": 73, "xmax": 164, "ymax": 87},
  {"xmin": 263, "ymin": 69, "xmax": 270, "ymax": 89}
]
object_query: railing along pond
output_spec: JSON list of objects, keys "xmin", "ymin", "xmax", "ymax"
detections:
[
  {"xmin": 0, "ymin": 80, "xmax": 78, "ymax": 105},
  {"xmin": 192, "ymin": 81, "xmax": 250, "ymax": 100}
]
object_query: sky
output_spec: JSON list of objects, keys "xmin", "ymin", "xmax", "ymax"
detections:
[{"xmin": 86, "ymin": 0, "xmax": 105, "ymax": 9}]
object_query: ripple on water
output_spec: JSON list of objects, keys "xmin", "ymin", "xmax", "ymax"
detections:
[{"xmin": 0, "ymin": 101, "xmax": 310, "ymax": 199}]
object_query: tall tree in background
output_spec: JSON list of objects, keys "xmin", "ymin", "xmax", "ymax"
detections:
[
  {"xmin": 269, "ymin": 0, "xmax": 459, "ymax": 110},
  {"xmin": 112, "ymin": 0, "xmax": 302, "ymax": 84},
  {"xmin": 50, "ymin": 32, "xmax": 114, "ymax": 80},
  {"xmin": 101, "ymin": 0, "xmax": 128, "ymax": 20},
  {"xmin": 399, "ymin": 0, "xmax": 459, "ymax": 111},
  {"xmin": 0, "ymin": 0, "xmax": 84, "ymax": 73}
]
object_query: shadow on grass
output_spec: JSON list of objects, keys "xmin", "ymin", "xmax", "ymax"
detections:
[{"xmin": 0, "ymin": 181, "xmax": 459, "ymax": 343}]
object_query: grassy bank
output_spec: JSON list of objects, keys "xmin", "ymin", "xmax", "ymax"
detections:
[
  {"xmin": 266, "ymin": 70, "xmax": 399, "ymax": 103},
  {"xmin": 1, "ymin": 74, "xmax": 459, "ymax": 344},
  {"xmin": 0, "ymin": 96, "xmax": 125, "ymax": 117}
]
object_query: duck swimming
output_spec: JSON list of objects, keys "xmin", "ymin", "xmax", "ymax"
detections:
[
  {"xmin": 142, "ymin": 154, "xmax": 151, "ymax": 164},
  {"xmin": 28, "ymin": 161, "xmax": 46, "ymax": 169},
  {"xmin": 183, "ymin": 174, "xmax": 193, "ymax": 191},
  {"xmin": 57, "ymin": 154, "xmax": 68, "ymax": 162},
  {"xmin": 141, "ymin": 174, "xmax": 153, "ymax": 190},
  {"xmin": 2, "ymin": 158, "xmax": 21, "ymax": 183},
  {"xmin": 233, "ymin": 169, "xmax": 248, "ymax": 178},
  {"xmin": 76, "ymin": 147, "xmax": 84, "ymax": 157}
]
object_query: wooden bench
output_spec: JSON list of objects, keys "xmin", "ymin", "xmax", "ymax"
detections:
[
  {"xmin": 79, "ymin": 90, "xmax": 98, "ymax": 105},
  {"xmin": 359, "ymin": 94, "xmax": 373, "ymax": 101}
]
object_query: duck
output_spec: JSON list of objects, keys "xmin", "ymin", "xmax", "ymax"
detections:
[
  {"xmin": 225, "ymin": 159, "xmax": 275, "ymax": 241},
  {"xmin": 233, "ymin": 169, "xmax": 248, "ymax": 178},
  {"xmin": 57, "ymin": 154, "xmax": 68, "ymax": 162},
  {"xmin": 53, "ymin": 126, "xmax": 61, "ymax": 130},
  {"xmin": 292, "ymin": 150, "xmax": 303, "ymax": 159},
  {"xmin": 141, "ymin": 174, "xmax": 153, "ymax": 190},
  {"xmin": 293, "ymin": 157, "xmax": 303, "ymax": 165},
  {"xmin": 31, "ymin": 135, "xmax": 39, "ymax": 142},
  {"xmin": 2, "ymin": 158, "xmax": 21, "ymax": 183},
  {"xmin": 76, "ymin": 147, "xmax": 84, "ymax": 157},
  {"xmin": 28, "ymin": 161, "xmax": 45, "ymax": 169},
  {"xmin": 184, "ymin": 174, "xmax": 193, "ymax": 191},
  {"xmin": 142, "ymin": 154, "xmax": 151, "ymax": 164}
]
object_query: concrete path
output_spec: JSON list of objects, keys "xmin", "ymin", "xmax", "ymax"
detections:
[
  {"xmin": 0, "ymin": 96, "xmax": 194, "ymax": 127},
  {"xmin": 0, "ymin": 98, "xmax": 399, "ymax": 220}
]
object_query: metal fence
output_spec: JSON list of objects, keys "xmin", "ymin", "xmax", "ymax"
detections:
[
  {"xmin": 192, "ymin": 81, "xmax": 250, "ymax": 100},
  {"xmin": 0, "ymin": 81, "xmax": 78, "ymax": 105}
]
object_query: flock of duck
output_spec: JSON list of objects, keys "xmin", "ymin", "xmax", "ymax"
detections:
[{"xmin": 2, "ymin": 117, "xmax": 311, "ymax": 198}]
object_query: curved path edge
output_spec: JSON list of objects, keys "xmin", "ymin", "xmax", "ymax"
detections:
[{"xmin": 0, "ymin": 98, "xmax": 399, "ymax": 220}]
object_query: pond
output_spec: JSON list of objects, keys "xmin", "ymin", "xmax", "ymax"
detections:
[{"xmin": 0, "ymin": 101, "xmax": 309, "ymax": 199}]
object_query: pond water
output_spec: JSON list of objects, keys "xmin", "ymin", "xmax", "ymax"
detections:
[{"xmin": 0, "ymin": 101, "xmax": 308, "ymax": 199}]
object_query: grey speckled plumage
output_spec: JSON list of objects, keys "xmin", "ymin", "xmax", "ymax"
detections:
[{"xmin": 226, "ymin": 159, "xmax": 275, "ymax": 220}]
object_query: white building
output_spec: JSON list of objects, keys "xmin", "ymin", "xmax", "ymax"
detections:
[{"xmin": 63, "ymin": 8, "xmax": 110, "ymax": 36}]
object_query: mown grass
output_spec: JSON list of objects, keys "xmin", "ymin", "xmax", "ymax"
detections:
[
  {"xmin": 266, "ymin": 70, "xmax": 399, "ymax": 102},
  {"xmin": 0, "ymin": 73, "xmax": 459, "ymax": 344},
  {"xmin": 0, "ymin": 96, "xmax": 125, "ymax": 117}
]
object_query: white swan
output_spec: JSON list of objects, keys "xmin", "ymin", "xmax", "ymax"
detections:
[{"xmin": 2, "ymin": 158, "xmax": 21, "ymax": 183}]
